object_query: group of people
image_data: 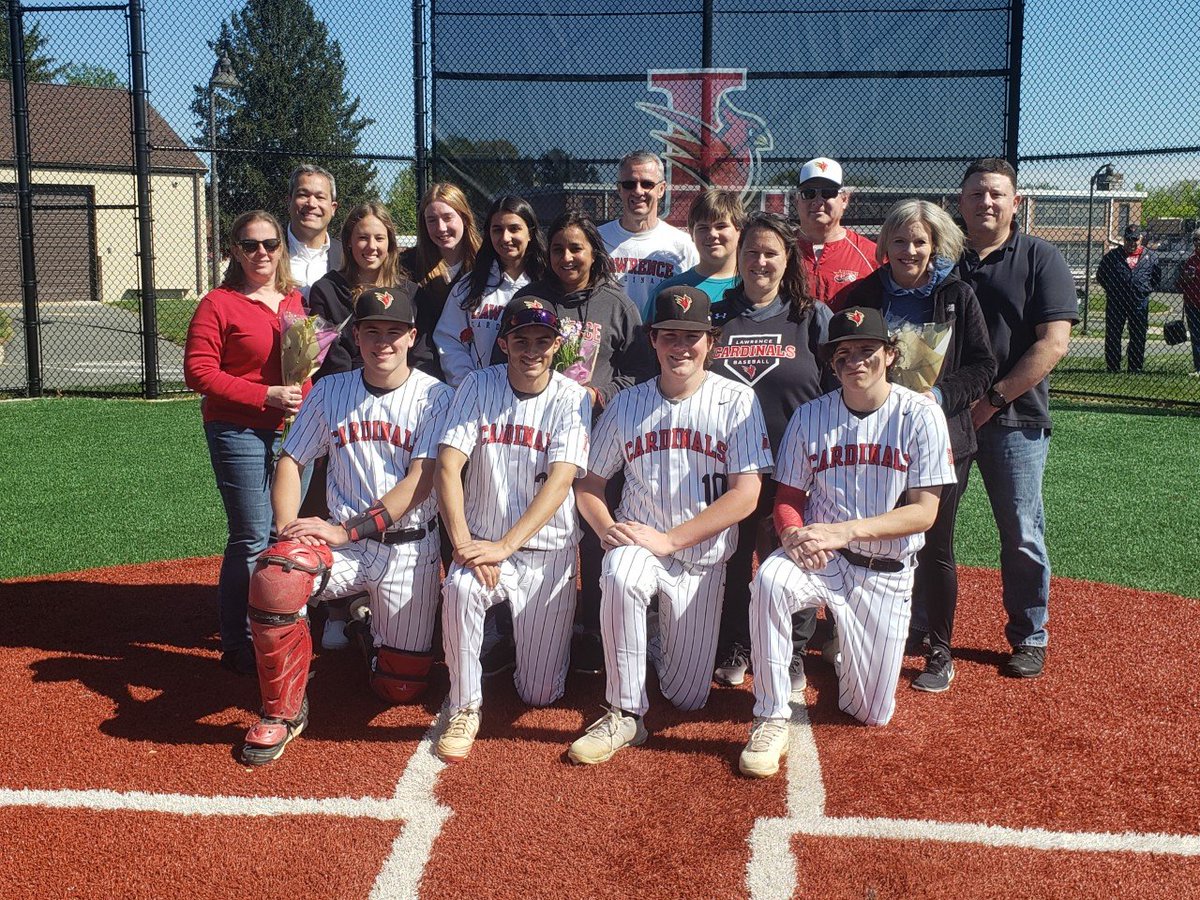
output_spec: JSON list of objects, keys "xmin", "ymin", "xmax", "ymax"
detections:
[{"xmin": 182, "ymin": 150, "xmax": 1079, "ymax": 779}]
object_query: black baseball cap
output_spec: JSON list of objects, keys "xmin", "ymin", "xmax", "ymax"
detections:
[
  {"xmin": 822, "ymin": 306, "xmax": 890, "ymax": 349},
  {"xmin": 499, "ymin": 296, "xmax": 562, "ymax": 337},
  {"xmin": 354, "ymin": 284, "xmax": 417, "ymax": 324},
  {"xmin": 651, "ymin": 285, "xmax": 713, "ymax": 331},
  {"xmin": 1123, "ymin": 224, "xmax": 1143, "ymax": 240}
]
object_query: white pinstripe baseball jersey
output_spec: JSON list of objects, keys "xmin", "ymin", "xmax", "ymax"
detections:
[
  {"xmin": 589, "ymin": 371, "xmax": 774, "ymax": 567},
  {"xmin": 283, "ymin": 369, "xmax": 453, "ymax": 530},
  {"xmin": 440, "ymin": 365, "xmax": 592, "ymax": 549},
  {"xmin": 776, "ymin": 384, "xmax": 955, "ymax": 560}
]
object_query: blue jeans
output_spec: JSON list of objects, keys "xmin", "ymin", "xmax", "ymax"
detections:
[
  {"xmin": 967, "ymin": 424, "xmax": 1051, "ymax": 649},
  {"xmin": 203, "ymin": 422, "xmax": 311, "ymax": 653}
]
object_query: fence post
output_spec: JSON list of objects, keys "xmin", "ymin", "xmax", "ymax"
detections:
[
  {"xmin": 412, "ymin": 0, "xmax": 428, "ymax": 198},
  {"xmin": 1004, "ymin": 0, "xmax": 1024, "ymax": 170},
  {"xmin": 127, "ymin": 0, "xmax": 159, "ymax": 399},
  {"xmin": 7, "ymin": 0, "xmax": 42, "ymax": 397}
]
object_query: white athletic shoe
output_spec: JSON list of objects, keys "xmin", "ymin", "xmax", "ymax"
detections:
[
  {"xmin": 321, "ymin": 618, "xmax": 349, "ymax": 651},
  {"xmin": 568, "ymin": 708, "xmax": 648, "ymax": 765},
  {"xmin": 436, "ymin": 707, "xmax": 481, "ymax": 763},
  {"xmin": 739, "ymin": 717, "xmax": 790, "ymax": 778}
]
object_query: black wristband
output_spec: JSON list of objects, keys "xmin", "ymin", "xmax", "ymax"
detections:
[{"xmin": 343, "ymin": 501, "xmax": 394, "ymax": 543}]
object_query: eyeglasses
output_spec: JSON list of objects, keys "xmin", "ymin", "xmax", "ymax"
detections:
[
  {"xmin": 235, "ymin": 238, "xmax": 282, "ymax": 254},
  {"xmin": 799, "ymin": 188, "xmax": 843, "ymax": 201},
  {"xmin": 618, "ymin": 179, "xmax": 662, "ymax": 191}
]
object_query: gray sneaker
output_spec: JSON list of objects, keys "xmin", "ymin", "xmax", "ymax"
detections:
[
  {"xmin": 739, "ymin": 717, "xmax": 789, "ymax": 778},
  {"xmin": 912, "ymin": 651, "xmax": 955, "ymax": 693},
  {"xmin": 436, "ymin": 707, "xmax": 481, "ymax": 763},
  {"xmin": 568, "ymin": 707, "xmax": 647, "ymax": 765},
  {"xmin": 714, "ymin": 643, "xmax": 751, "ymax": 686},
  {"xmin": 788, "ymin": 654, "xmax": 807, "ymax": 693}
]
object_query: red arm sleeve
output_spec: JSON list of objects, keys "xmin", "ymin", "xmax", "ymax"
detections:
[
  {"xmin": 773, "ymin": 482, "xmax": 807, "ymax": 535},
  {"xmin": 184, "ymin": 294, "xmax": 271, "ymax": 410}
]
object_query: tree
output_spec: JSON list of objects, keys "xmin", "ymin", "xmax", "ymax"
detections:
[
  {"xmin": 534, "ymin": 148, "xmax": 599, "ymax": 188},
  {"xmin": 385, "ymin": 164, "xmax": 418, "ymax": 236},
  {"xmin": 436, "ymin": 134, "xmax": 522, "ymax": 211},
  {"xmin": 1137, "ymin": 180, "xmax": 1200, "ymax": 222},
  {"xmin": 192, "ymin": 0, "xmax": 375, "ymax": 241},
  {"xmin": 60, "ymin": 63, "xmax": 125, "ymax": 89},
  {"xmin": 1, "ymin": 22, "xmax": 66, "ymax": 83}
]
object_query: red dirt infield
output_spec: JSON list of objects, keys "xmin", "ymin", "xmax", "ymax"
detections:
[{"xmin": 1, "ymin": 557, "xmax": 1197, "ymax": 898}]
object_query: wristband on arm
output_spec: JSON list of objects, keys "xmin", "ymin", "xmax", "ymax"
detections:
[
  {"xmin": 343, "ymin": 501, "xmax": 394, "ymax": 543},
  {"xmin": 773, "ymin": 482, "xmax": 807, "ymax": 535}
]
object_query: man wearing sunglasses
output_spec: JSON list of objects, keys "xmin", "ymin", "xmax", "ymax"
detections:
[
  {"xmin": 793, "ymin": 157, "xmax": 877, "ymax": 312},
  {"xmin": 599, "ymin": 151, "xmax": 698, "ymax": 321}
]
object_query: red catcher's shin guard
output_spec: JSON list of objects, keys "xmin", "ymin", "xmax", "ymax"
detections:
[
  {"xmin": 250, "ymin": 610, "xmax": 312, "ymax": 722},
  {"xmin": 371, "ymin": 647, "xmax": 434, "ymax": 704}
]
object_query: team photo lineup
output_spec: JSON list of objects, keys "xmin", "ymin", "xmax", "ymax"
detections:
[{"xmin": 183, "ymin": 148, "xmax": 1077, "ymax": 774}]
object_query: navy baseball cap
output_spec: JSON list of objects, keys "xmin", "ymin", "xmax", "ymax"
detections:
[
  {"xmin": 651, "ymin": 285, "xmax": 713, "ymax": 331},
  {"xmin": 354, "ymin": 284, "xmax": 417, "ymax": 324},
  {"xmin": 499, "ymin": 296, "xmax": 562, "ymax": 337},
  {"xmin": 1123, "ymin": 224, "xmax": 1143, "ymax": 240},
  {"xmin": 822, "ymin": 306, "xmax": 890, "ymax": 348}
]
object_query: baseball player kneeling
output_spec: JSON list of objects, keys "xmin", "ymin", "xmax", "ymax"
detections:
[
  {"xmin": 739, "ymin": 307, "xmax": 955, "ymax": 779},
  {"xmin": 567, "ymin": 286, "xmax": 773, "ymax": 765},
  {"xmin": 434, "ymin": 297, "xmax": 592, "ymax": 763},
  {"xmin": 240, "ymin": 285, "xmax": 453, "ymax": 766}
]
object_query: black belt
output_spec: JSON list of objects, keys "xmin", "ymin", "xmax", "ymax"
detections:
[
  {"xmin": 375, "ymin": 519, "xmax": 437, "ymax": 545},
  {"xmin": 840, "ymin": 549, "xmax": 904, "ymax": 573}
]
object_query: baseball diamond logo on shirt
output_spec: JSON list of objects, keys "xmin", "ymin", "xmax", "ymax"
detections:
[{"xmin": 711, "ymin": 334, "xmax": 796, "ymax": 386}]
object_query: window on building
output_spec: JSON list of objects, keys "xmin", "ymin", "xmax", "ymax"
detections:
[{"xmin": 1033, "ymin": 199, "xmax": 1096, "ymax": 228}]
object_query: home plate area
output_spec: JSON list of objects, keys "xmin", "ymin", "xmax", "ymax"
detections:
[{"xmin": 1, "ymin": 558, "xmax": 1197, "ymax": 898}]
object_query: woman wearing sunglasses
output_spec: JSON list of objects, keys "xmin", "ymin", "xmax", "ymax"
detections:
[{"xmin": 185, "ymin": 210, "xmax": 310, "ymax": 676}]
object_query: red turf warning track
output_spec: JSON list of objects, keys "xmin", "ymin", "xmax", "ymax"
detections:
[{"xmin": 2, "ymin": 558, "xmax": 1197, "ymax": 898}]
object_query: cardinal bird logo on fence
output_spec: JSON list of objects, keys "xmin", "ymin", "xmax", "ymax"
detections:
[{"xmin": 637, "ymin": 70, "xmax": 775, "ymax": 226}]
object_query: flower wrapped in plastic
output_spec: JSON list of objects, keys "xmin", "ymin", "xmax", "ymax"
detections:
[
  {"xmin": 278, "ymin": 310, "xmax": 347, "ymax": 439},
  {"xmin": 889, "ymin": 321, "xmax": 952, "ymax": 394},
  {"xmin": 553, "ymin": 318, "xmax": 601, "ymax": 386}
]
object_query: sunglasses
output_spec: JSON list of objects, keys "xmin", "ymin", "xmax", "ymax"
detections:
[
  {"xmin": 235, "ymin": 238, "xmax": 282, "ymax": 253},
  {"xmin": 618, "ymin": 179, "xmax": 662, "ymax": 191},
  {"xmin": 799, "ymin": 188, "xmax": 843, "ymax": 201}
]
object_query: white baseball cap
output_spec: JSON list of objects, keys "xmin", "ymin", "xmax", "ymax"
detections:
[{"xmin": 797, "ymin": 157, "xmax": 844, "ymax": 188}]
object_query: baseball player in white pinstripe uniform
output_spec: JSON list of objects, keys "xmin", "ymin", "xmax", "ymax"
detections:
[
  {"xmin": 434, "ymin": 296, "xmax": 592, "ymax": 763},
  {"xmin": 240, "ymin": 285, "xmax": 451, "ymax": 766},
  {"xmin": 739, "ymin": 307, "xmax": 955, "ymax": 778},
  {"xmin": 568, "ymin": 285, "xmax": 773, "ymax": 765}
]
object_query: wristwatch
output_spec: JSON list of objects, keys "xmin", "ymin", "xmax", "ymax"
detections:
[{"xmin": 987, "ymin": 387, "xmax": 1008, "ymax": 408}]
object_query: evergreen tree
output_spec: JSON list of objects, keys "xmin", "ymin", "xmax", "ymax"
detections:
[
  {"xmin": 1, "ymin": 22, "xmax": 67, "ymax": 83},
  {"xmin": 60, "ymin": 63, "xmax": 125, "ymax": 89},
  {"xmin": 192, "ymin": 0, "xmax": 375, "ymax": 240}
]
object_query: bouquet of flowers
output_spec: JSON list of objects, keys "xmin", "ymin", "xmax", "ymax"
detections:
[
  {"xmin": 890, "ymin": 320, "xmax": 952, "ymax": 394},
  {"xmin": 553, "ymin": 318, "xmax": 601, "ymax": 385},
  {"xmin": 278, "ymin": 310, "xmax": 347, "ymax": 440}
]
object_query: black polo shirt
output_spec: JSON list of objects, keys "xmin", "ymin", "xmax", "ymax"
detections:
[{"xmin": 958, "ymin": 230, "xmax": 1078, "ymax": 430}]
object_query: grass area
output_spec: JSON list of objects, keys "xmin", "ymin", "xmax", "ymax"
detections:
[
  {"xmin": 110, "ymin": 295, "xmax": 199, "ymax": 345},
  {"xmin": 1053, "ymin": 350, "xmax": 1200, "ymax": 405},
  {"xmin": 2, "ymin": 397, "xmax": 1197, "ymax": 598}
]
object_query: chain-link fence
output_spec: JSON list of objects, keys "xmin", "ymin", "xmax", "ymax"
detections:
[{"xmin": 2, "ymin": 0, "xmax": 1198, "ymax": 407}]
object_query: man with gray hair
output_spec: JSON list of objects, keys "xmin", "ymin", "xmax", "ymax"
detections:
[
  {"xmin": 287, "ymin": 164, "xmax": 343, "ymax": 298},
  {"xmin": 599, "ymin": 151, "xmax": 698, "ymax": 321}
]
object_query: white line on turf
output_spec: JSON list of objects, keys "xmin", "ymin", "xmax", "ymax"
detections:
[{"xmin": 746, "ymin": 697, "xmax": 1200, "ymax": 900}]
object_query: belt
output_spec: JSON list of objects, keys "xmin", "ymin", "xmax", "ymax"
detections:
[
  {"xmin": 840, "ymin": 549, "xmax": 904, "ymax": 573},
  {"xmin": 375, "ymin": 519, "xmax": 437, "ymax": 545}
]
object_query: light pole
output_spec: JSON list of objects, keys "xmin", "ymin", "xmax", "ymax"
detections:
[
  {"xmin": 208, "ymin": 52, "xmax": 239, "ymax": 287},
  {"xmin": 1082, "ymin": 162, "xmax": 1115, "ymax": 334}
]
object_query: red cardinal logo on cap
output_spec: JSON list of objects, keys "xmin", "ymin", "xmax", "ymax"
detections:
[
  {"xmin": 845, "ymin": 309, "xmax": 865, "ymax": 326},
  {"xmin": 377, "ymin": 291, "xmax": 393, "ymax": 309},
  {"xmin": 675, "ymin": 294, "xmax": 692, "ymax": 313},
  {"xmin": 815, "ymin": 160, "xmax": 829, "ymax": 172},
  {"xmin": 524, "ymin": 299, "xmax": 544, "ymax": 310}
]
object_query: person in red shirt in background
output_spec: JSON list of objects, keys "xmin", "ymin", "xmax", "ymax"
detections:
[
  {"xmin": 1180, "ymin": 228, "xmax": 1200, "ymax": 376},
  {"xmin": 185, "ymin": 210, "xmax": 311, "ymax": 676},
  {"xmin": 794, "ymin": 157, "xmax": 878, "ymax": 311}
]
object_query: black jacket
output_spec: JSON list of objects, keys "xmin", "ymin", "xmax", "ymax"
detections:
[
  {"xmin": 1097, "ymin": 247, "xmax": 1162, "ymax": 306},
  {"xmin": 305, "ymin": 270, "xmax": 359, "ymax": 381},
  {"xmin": 842, "ymin": 270, "xmax": 997, "ymax": 457}
]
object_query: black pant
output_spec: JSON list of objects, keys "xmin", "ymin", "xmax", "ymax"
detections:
[
  {"xmin": 718, "ymin": 479, "xmax": 816, "ymax": 658},
  {"xmin": 1104, "ymin": 296, "xmax": 1149, "ymax": 373},
  {"xmin": 912, "ymin": 454, "xmax": 973, "ymax": 655}
]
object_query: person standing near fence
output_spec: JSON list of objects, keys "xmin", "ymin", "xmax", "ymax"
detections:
[
  {"xmin": 1179, "ymin": 227, "xmax": 1200, "ymax": 376},
  {"xmin": 793, "ymin": 157, "xmax": 877, "ymax": 311},
  {"xmin": 956, "ymin": 157, "xmax": 1077, "ymax": 680},
  {"xmin": 184, "ymin": 211, "xmax": 310, "ymax": 676},
  {"xmin": 1097, "ymin": 224, "xmax": 1162, "ymax": 374},
  {"xmin": 599, "ymin": 151, "xmax": 698, "ymax": 321},
  {"xmin": 286, "ymin": 165, "xmax": 342, "ymax": 299}
]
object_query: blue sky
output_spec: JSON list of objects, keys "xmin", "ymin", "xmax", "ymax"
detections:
[{"xmin": 23, "ymin": 0, "xmax": 1199, "ymax": 191}]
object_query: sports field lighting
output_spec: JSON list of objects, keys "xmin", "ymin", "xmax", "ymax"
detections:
[{"xmin": 1082, "ymin": 163, "xmax": 1116, "ymax": 334}]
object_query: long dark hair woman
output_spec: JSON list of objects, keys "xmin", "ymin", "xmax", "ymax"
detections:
[
  {"xmin": 434, "ymin": 195, "xmax": 547, "ymax": 387},
  {"xmin": 709, "ymin": 211, "xmax": 834, "ymax": 693},
  {"xmin": 184, "ymin": 210, "xmax": 311, "ymax": 675}
]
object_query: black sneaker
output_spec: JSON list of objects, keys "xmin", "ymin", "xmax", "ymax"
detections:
[
  {"xmin": 1003, "ymin": 645, "xmax": 1046, "ymax": 679},
  {"xmin": 571, "ymin": 631, "xmax": 605, "ymax": 675},
  {"xmin": 788, "ymin": 654, "xmax": 807, "ymax": 693},
  {"xmin": 912, "ymin": 651, "xmax": 955, "ymax": 693},
  {"xmin": 714, "ymin": 643, "xmax": 751, "ymax": 686},
  {"xmin": 481, "ymin": 636, "xmax": 516, "ymax": 678}
]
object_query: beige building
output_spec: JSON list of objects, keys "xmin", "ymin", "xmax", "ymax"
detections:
[{"xmin": 0, "ymin": 81, "xmax": 207, "ymax": 305}]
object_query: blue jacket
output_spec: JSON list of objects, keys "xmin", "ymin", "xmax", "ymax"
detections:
[{"xmin": 1097, "ymin": 247, "xmax": 1162, "ymax": 305}]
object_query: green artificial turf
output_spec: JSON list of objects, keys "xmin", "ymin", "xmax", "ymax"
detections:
[{"xmin": 2, "ymin": 397, "xmax": 1197, "ymax": 599}]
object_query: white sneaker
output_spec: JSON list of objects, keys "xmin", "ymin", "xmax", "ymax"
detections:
[
  {"xmin": 568, "ymin": 707, "xmax": 647, "ymax": 765},
  {"xmin": 436, "ymin": 707, "xmax": 481, "ymax": 763},
  {"xmin": 322, "ymin": 618, "xmax": 349, "ymax": 651},
  {"xmin": 739, "ymin": 717, "xmax": 790, "ymax": 778}
]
